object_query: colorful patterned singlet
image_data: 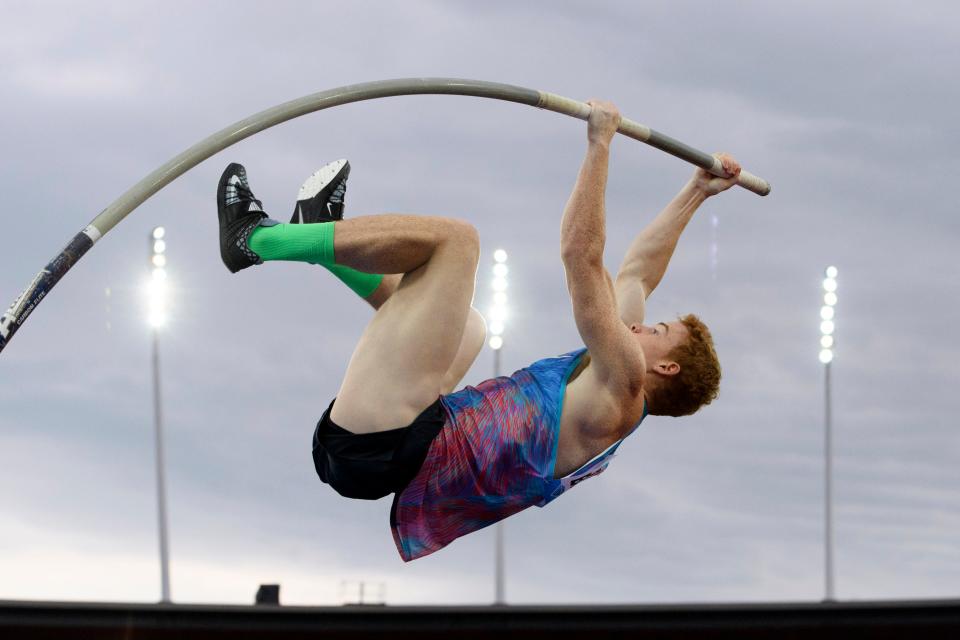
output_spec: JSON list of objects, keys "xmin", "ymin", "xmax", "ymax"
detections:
[{"xmin": 390, "ymin": 348, "xmax": 647, "ymax": 561}]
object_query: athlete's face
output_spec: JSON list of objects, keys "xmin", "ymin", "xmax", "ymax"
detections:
[{"xmin": 630, "ymin": 320, "xmax": 688, "ymax": 376}]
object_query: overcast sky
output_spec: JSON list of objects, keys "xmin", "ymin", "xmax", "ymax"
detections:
[{"xmin": 1, "ymin": 0, "xmax": 958, "ymax": 606}]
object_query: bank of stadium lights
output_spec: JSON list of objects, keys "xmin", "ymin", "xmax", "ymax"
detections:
[
  {"xmin": 146, "ymin": 225, "xmax": 172, "ymax": 602},
  {"xmin": 148, "ymin": 227, "xmax": 168, "ymax": 328},
  {"xmin": 819, "ymin": 266, "xmax": 838, "ymax": 364},
  {"xmin": 489, "ymin": 249, "xmax": 509, "ymax": 351}
]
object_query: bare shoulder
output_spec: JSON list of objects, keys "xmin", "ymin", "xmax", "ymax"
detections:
[
  {"xmin": 562, "ymin": 357, "xmax": 645, "ymax": 441},
  {"xmin": 556, "ymin": 359, "xmax": 645, "ymax": 477}
]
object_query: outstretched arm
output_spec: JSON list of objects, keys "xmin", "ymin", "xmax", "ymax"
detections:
[
  {"xmin": 561, "ymin": 100, "xmax": 644, "ymax": 392},
  {"xmin": 614, "ymin": 154, "xmax": 742, "ymax": 324}
]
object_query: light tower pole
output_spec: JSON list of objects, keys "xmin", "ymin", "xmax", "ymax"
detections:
[
  {"xmin": 489, "ymin": 249, "xmax": 509, "ymax": 605},
  {"xmin": 819, "ymin": 265, "xmax": 838, "ymax": 602},
  {"xmin": 148, "ymin": 226, "xmax": 171, "ymax": 603}
]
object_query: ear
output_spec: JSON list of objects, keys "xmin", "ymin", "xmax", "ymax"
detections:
[{"xmin": 656, "ymin": 361, "xmax": 680, "ymax": 376}]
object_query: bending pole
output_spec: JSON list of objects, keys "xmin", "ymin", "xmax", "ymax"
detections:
[{"xmin": 0, "ymin": 77, "xmax": 771, "ymax": 355}]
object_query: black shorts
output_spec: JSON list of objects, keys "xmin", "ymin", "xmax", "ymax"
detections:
[{"xmin": 311, "ymin": 398, "xmax": 446, "ymax": 500}]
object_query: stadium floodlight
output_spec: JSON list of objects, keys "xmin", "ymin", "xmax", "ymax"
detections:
[
  {"xmin": 820, "ymin": 265, "xmax": 838, "ymax": 602},
  {"xmin": 148, "ymin": 226, "xmax": 171, "ymax": 603}
]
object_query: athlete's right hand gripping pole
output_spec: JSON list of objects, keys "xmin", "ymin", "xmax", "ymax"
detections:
[{"xmin": 536, "ymin": 93, "xmax": 771, "ymax": 196}]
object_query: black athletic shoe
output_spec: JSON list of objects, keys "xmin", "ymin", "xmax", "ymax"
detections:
[
  {"xmin": 217, "ymin": 162, "xmax": 268, "ymax": 273},
  {"xmin": 290, "ymin": 159, "xmax": 350, "ymax": 223}
]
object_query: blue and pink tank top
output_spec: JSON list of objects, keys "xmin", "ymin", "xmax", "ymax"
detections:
[{"xmin": 390, "ymin": 348, "xmax": 647, "ymax": 561}]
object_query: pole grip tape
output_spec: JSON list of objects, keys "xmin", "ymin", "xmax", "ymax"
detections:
[
  {"xmin": 705, "ymin": 156, "xmax": 771, "ymax": 196},
  {"xmin": 537, "ymin": 92, "xmax": 654, "ymax": 141},
  {"xmin": 538, "ymin": 91, "xmax": 770, "ymax": 196},
  {"xmin": 0, "ymin": 226, "xmax": 100, "ymax": 353}
]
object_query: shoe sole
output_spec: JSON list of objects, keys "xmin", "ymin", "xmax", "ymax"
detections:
[{"xmin": 297, "ymin": 159, "xmax": 348, "ymax": 202}]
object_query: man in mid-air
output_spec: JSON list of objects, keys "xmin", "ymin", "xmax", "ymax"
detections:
[{"xmin": 215, "ymin": 100, "xmax": 742, "ymax": 561}]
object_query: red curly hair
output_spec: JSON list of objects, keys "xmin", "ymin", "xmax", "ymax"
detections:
[{"xmin": 647, "ymin": 314, "xmax": 721, "ymax": 417}]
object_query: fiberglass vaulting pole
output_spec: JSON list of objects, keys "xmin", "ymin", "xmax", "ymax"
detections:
[{"xmin": 0, "ymin": 78, "xmax": 771, "ymax": 356}]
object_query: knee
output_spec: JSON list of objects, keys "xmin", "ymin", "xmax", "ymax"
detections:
[{"xmin": 439, "ymin": 218, "xmax": 480, "ymax": 264}]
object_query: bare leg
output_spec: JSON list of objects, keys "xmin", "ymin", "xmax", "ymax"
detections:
[
  {"xmin": 363, "ymin": 274, "xmax": 402, "ymax": 309},
  {"xmin": 440, "ymin": 308, "xmax": 486, "ymax": 394},
  {"xmin": 364, "ymin": 276, "xmax": 486, "ymax": 394},
  {"xmin": 329, "ymin": 214, "xmax": 482, "ymax": 433}
]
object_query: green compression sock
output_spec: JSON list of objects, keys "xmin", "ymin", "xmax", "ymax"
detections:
[
  {"xmin": 248, "ymin": 222, "xmax": 383, "ymax": 298},
  {"xmin": 248, "ymin": 221, "xmax": 335, "ymax": 264},
  {"xmin": 324, "ymin": 263, "xmax": 384, "ymax": 298}
]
